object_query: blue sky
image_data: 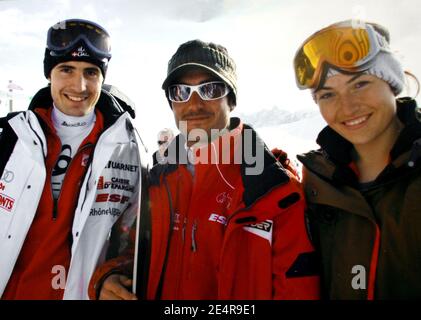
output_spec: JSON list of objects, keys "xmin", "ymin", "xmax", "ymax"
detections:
[{"xmin": 0, "ymin": 0, "xmax": 420, "ymax": 151}]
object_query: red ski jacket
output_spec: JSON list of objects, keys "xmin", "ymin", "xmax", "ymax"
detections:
[{"xmin": 89, "ymin": 119, "xmax": 320, "ymax": 299}]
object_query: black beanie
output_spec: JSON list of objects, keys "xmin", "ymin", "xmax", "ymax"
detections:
[
  {"xmin": 162, "ymin": 39, "xmax": 237, "ymax": 106},
  {"xmin": 43, "ymin": 42, "xmax": 109, "ymax": 79}
]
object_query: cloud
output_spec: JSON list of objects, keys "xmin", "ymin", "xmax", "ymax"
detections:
[{"xmin": 167, "ymin": 0, "xmax": 225, "ymax": 22}]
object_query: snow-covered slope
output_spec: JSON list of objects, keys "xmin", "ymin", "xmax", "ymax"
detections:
[
  {"xmin": 237, "ymin": 105, "xmax": 319, "ymax": 127},
  {"xmin": 236, "ymin": 107, "xmax": 327, "ymax": 160}
]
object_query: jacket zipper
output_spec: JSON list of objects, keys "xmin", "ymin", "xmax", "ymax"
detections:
[
  {"xmin": 191, "ymin": 220, "xmax": 197, "ymax": 252},
  {"xmin": 25, "ymin": 110, "xmax": 57, "ymax": 219},
  {"xmin": 52, "ymin": 143, "xmax": 93, "ymax": 220},
  {"xmin": 49, "ymin": 136, "xmax": 61, "ymax": 220},
  {"xmin": 53, "ymin": 198, "xmax": 58, "ymax": 220},
  {"xmin": 182, "ymin": 217, "xmax": 187, "ymax": 243}
]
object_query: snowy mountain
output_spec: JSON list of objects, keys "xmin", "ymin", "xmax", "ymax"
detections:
[
  {"xmin": 234, "ymin": 106, "xmax": 327, "ymax": 160},
  {"xmin": 236, "ymin": 105, "xmax": 319, "ymax": 128}
]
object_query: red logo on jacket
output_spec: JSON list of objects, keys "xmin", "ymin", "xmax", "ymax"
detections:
[
  {"xmin": 97, "ymin": 176, "xmax": 105, "ymax": 190},
  {"xmin": 95, "ymin": 193, "xmax": 130, "ymax": 204},
  {"xmin": 208, "ymin": 213, "xmax": 227, "ymax": 225},
  {"xmin": 0, "ymin": 193, "xmax": 15, "ymax": 212}
]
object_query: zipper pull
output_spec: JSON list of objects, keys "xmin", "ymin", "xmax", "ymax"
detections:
[
  {"xmin": 191, "ymin": 220, "xmax": 197, "ymax": 252},
  {"xmin": 53, "ymin": 198, "xmax": 58, "ymax": 220},
  {"xmin": 182, "ymin": 217, "xmax": 187, "ymax": 242},
  {"xmin": 408, "ymin": 138, "xmax": 421, "ymax": 167}
]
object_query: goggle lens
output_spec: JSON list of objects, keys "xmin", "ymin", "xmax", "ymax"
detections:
[
  {"xmin": 47, "ymin": 19, "xmax": 111, "ymax": 57},
  {"xmin": 294, "ymin": 23, "xmax": 388, "ymax": 89}
]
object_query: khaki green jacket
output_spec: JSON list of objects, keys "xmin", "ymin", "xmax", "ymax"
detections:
[{"xmin": 298, "ymin": 98, "xmax": 421, "ymax": 299}]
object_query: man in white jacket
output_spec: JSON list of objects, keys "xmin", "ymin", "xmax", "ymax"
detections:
[{"xmin": 0, "ymin": 18, "xmax": 147, "ymax": 300}]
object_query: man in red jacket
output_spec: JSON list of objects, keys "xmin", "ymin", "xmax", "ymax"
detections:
[{"xmin": 89, "ymin": 40, "xmax": 320, "ymax": 300}]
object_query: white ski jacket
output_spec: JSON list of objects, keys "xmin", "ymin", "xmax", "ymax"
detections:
[{"xmin": 0, "ymin": 86, "xmax": 147, "ymax": 299}]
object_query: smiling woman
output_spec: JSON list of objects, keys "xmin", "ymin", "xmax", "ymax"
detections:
[
  {"xmin": 314, "ymin": 73, "xmax": 400, "ymax": 181},
  {"xmin": 294, "ymin": 19, "xmax": 421, "ymax": 299}
]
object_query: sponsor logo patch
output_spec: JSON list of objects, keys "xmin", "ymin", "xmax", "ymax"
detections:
[
  {"xmin": 0, "ymin": 193, "xmax": 15, "ymax": 212},
  {"xmin": 105, "ymin": 161, "xmax": 138, "ymax": 172},
  {"xmin": 243, "ymin": 219, "xmax": 273, "ymax": 245},
  {"xmin": 247, "ymin": 220, "xmax": 273, "ymax": 232},
  {"xmin": 95, "ymin": 193, "xmax": 130, "ymax": 204},
  {"xmin": 90, "ymin": 207, "xmax": 122, "ymax": 218},
  {"xmin": 96, "ymin": 176, "xmax": 135, "ymax": 192},
  {"xmin": 61, "ymin": 121, "xmax": 87, "ymax": 127},
  {"xmin": 216, "ymin": 192, "xmax": 232, "ymax": 209},
  {"xmin": 71, "ymin": 46, "xmax": 90, "ymax": 57},
  {"xmin": 97, "ymin": 176, "xmax": 105, "ymax": 190},
  {"xmin": 1, "ymin": 169, "xmax": 14, "ymax": 183},
  {"xmin": 208, "ymin": 213, "xmax": 227, "ymax": 226}
]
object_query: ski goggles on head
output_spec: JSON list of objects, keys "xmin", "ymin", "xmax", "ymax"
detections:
[
  {"xmin": 293, "ymin": 21, "xmax": 390, "ymax": 90},
  {"xmin": 167, "ymin": 81, "xmax": 230, "ymax": 103},
  {"xmin": 47, "ymin": 19, "xmax": 111, "ymax": 59}
]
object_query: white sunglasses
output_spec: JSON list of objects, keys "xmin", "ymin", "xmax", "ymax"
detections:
[{"xmin": 167, "ymin": 81, "xmax": 230, "ymax": 102}]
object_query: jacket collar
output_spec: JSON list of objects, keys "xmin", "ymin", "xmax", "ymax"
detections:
[
  {"xmin": 390, "ymin": 98, "xmax": 421, "ymax": 160},
  {"xmin": 27, "ymin": 85, "xmax": 136, "ymax": 130}
]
